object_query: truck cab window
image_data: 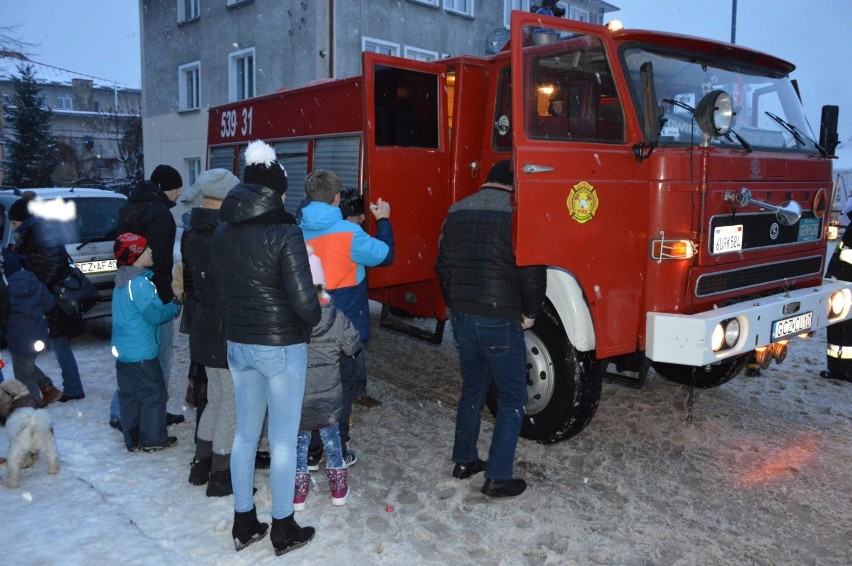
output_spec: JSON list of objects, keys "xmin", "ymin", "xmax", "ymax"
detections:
[
  {"xmin": 373, "ymin": 65, "xmax": 439, "ymax": 148},
  {"xmin": 522, "ymin": 28, "xmax": 624, "ymax": 144}
]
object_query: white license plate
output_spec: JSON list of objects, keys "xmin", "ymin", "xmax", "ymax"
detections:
[
  {"xmin": 771, "ymin": 312, "xmax": 813, "ymax": 341},
  {"xmin": 75, "ymin": 259, "xmax": 117, "ymax": 274},
  {"xmin": 713, "ymin": 224, "xmax": 743, "ymax": 254}
]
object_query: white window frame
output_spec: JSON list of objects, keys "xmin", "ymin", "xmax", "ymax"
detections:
[
  {"xmin": 228, "ymin": 47, "xmax": 255, "ymax": 102},
  {"xmin": 404, "ymin": 46, "xmax": 439, "ymax": 62},
  {"xmin": 362, "ymin": 37, "xmax": 400, "ymax": 56},
  {"xmin": 570, "ymin": 6, "xmax": 590, "ymax": 22},
  {"xmin": 56, "ymin": 93, "xmax": 73, "ymax": 110},
  {"xmin": 178, "ymin": 61, "xmax": 201, "ymax": 111},
  {"xmin": 185, "ymin": 158, "xmax": 202, "ymax": 187},
  {"xmin": 177, "ymin": 0, "xmax": 200, "ymax": 22},
  {"xmin": 504, "ymin": 0, "xmax": 531, "ymax": 28},
  {"xmin": 444, "ymin": 0, "xmax": 473, "ymax": 17}
]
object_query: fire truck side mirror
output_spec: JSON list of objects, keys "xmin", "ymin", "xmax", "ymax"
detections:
[
  {"xmin": 819, "ymin": 105, "xmax": 839, "ymax": 157},
  {"xmin": 639, "ymin": 61, "xmax": 660, "ymax": 146}
]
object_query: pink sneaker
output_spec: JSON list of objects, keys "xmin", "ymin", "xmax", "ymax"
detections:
[
  {"xmin": 293, "ymin": 472, "xmax": 310, "ymax": 511},
  {"xmin": 327, "ymin": 467, "xmax": 348, "ymax": 506}
]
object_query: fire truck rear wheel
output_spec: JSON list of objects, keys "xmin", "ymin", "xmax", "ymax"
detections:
[
  {"xmin": 652, "ymin": 354, "xmax": 749, "ymax": 388},
  {"xmin": 486, "ymin": 302, "xmax": 602, "ymax": 444}
]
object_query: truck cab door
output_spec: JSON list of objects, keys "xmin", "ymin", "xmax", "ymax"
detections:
[
  {"xmin": 509, "ymin": 12, "xmax": 646, "ymax": 358},
  {"xmin": 362, "ymin": 52, "xmax": 451, "ymax": 318}
]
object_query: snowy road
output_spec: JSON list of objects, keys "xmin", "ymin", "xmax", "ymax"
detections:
[{"xmin": 1, "ymin": 304, "xmax": 850, "ymax": 565}]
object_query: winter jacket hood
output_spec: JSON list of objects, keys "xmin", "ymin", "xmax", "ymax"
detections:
[
  {"xmin": 220, "ymin": 183, "xmax": 290, "ymax": 225},
  {"xmin": 115, "ymin": 265, "xmax": 148, "ymax": 288}
]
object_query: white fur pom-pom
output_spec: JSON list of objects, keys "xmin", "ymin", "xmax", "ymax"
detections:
[{"xmin": 244, "ymin": 140, "xmax": 277, "ymax": 167}]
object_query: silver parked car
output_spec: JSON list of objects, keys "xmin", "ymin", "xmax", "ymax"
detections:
[{"xmin": 1, "ymin": 187, "xmax": 127, "ymax": 319}]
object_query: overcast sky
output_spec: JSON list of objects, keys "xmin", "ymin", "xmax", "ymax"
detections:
[{"xmin": 2, "ymin": 1, "xmax": 849, "ymax": 143}]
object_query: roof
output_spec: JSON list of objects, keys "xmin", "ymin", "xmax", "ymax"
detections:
[{"xmin": 0, "ymin": 52, "xmax": 137, "ymax": 91}]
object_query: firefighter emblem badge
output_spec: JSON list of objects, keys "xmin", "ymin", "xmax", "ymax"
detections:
[{"xmin": 567, "ymin": 181, "xmax": 599, "ymax": 224}]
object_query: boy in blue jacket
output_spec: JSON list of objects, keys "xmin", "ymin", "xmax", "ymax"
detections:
[{"xmin": 111, "ymin": 233, "xmax": 181, "ymax": 452}]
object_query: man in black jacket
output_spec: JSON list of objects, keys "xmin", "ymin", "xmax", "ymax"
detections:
[
  {"xmin": 435, "ymin": 160, "xmax": 547, "ymax": 499},
  {"xmin": 110, "ymin": 165, "xmax": 185, "ymax": 428}
]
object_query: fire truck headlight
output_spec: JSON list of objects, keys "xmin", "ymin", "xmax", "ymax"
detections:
[
  {"xmin": 695, "ymin": 90, "xmax": 734, "ymax": 137},
  {"xmin": 712, "ymin": 318, "xmax": 740, "ymax": 352},
  {"xmin": 828, "ymin": 288, "xmax": 851, "ymax": 320}
]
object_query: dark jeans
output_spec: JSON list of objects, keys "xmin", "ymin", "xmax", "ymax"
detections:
[
  {"xmin": 350, "ymin": 347, "xmax": 368, "ymax": 398},
  {"xmin": 50, "ymin": 335, "xmax": 83, "ymax": 397},
  {"xmin": 116, "ymin": 358, "xmax": 168, "ymax": 451},
  {"xmin": 451, "ymin": 312, "xmax": 527, "ymax": 482},
  {"xmin": 10, "ymin": 353, "xmax": 53, "ymax": 400}
]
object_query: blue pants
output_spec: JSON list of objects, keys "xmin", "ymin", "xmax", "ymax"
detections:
[
  {"xmin": 115, "ymin": 358, "xmax": 167, "ymax": 451},
  {"xmin": 297, "ymin": 423, "xmax": 344, "ymax": 473},
  {"xmin": 227, "ymin": 341, "xmax": 307, "ymax": 520},
  {"xmin": 451, "ymin": 312, "xmax": 527, "ymax": 482},
  {"xmin": 350, "ymin": 347, "xmax": 368, "ymax": 399},
  {"xmin": 110, "ymin": 319, "xmax": 174, "ymax": 421},
  {"xmin": 50, "ymin": 335, "xmax": 83, "ymax": 397}
]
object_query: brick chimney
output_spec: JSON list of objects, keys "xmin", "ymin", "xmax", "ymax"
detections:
[{"xmin": 71, "ymin": 78, "xmax": 94, "ymax": 111}]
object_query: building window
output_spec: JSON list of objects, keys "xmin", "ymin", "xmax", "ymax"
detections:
[
  {"xmin": 404, "ymin": 46, "xmax": 439, "ymax": 62},
  {"xmin": 569, "ymin": 6, "xmax": 590, "ymax": 22},
  {"xmin": 179, "ymin": 61, "xmax": 201, "ymax": 111},
  {"xmin": 409, "ymin": 0, "xmax": 439, "ymax": 5},
  {"xmin": 362, "ymin": 37, "xmax": 400, "ymax": 56},
  {"xmin": 56, "ymin": 93, "xmax": 73, "ymax": 110},
  {"xmin": 177, "ymin": 0, "xmax": 200, "ymax": 22},
  {"xmin": 444, "ymin": 0, "xmax": 473, "ymax": 17},
  {"xmin": 185, "ymin": 157, "xmax": 202, "ymax": 187},
  {"xmin": 229, "ymin": 48, "xmax": 255, "ymax": 101},
  {"xmin": 504, "ymin": 0, "xmax": 531, "ymax": 28}
]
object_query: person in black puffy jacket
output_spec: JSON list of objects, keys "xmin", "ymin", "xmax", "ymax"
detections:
[
  {"xmin": 435, "ymin": 160, "xmax": 547, "ymax": 499},
  {"xmin": 211, "ymin": 140, "xmax": 320, "ymax": 555}
]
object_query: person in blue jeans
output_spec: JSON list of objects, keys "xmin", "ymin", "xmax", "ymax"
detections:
[
  {"xmin": 435, "ymin": 160, "xmax": 547, "ymax": 499},
  {"xmin": 111, "ymin": 233, "xmax": 181, "ymax": 452},
  {"xmin": 212, "ymin": 140, "xmax": 321, "ymax": 556}
]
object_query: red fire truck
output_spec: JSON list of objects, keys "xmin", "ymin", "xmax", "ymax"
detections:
[{"xmin": 206, "ymin": 12, "xmax": 848, "ymax": 443}]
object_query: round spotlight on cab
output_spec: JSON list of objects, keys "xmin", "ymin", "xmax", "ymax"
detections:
[{"xmin": 695, "ymin": 90, "xmax": 734, "ymax": 137}]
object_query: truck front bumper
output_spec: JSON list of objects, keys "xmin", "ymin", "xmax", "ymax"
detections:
[{"xmin": 646, "ymin": 279, "xmax": 852, "ymax": 366}]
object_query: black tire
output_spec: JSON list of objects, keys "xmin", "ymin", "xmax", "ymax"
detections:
[
  {"xmin": 486, "ymin": 302, "xmax": 602, "ymax": 444},
  {"xmin": 652, "ymin": 354, "xmax": 749, "ymax": 389}
]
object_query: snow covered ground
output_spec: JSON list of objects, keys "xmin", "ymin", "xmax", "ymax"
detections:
[{"xmin": 1, "ymin": 302, "xmax": 850, "ymax": 565}]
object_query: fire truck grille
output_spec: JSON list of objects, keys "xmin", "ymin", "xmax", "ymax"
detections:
[{"xmin": 695, "ymin": 256, "xmax": 824, "ymax": 297}]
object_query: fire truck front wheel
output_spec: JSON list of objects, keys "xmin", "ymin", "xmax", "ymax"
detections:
[
  {"xmin": 486, "ymin": 302, "xmax": 602, "ymax": 444},
  {"xmin": 652, "ymin": 354, "xmax": 749, "ymax": 388}
]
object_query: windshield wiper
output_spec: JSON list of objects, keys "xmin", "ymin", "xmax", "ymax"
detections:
[
  {"xmin": 764, "ymin": 111, "xmax": 826, "ymax": 156},
  {"xmin": 722, "ymin": 130, "xmax": 753, "ymax": 153}
]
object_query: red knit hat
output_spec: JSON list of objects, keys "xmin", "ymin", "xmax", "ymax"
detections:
[{"xmin": 114, "ymin": 233, "xmax": 148, "ymax": 266}]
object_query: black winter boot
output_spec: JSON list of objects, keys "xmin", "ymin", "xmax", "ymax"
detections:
[
  {"xmin": 207, "ymin": 469, "xmax": 233, "ymax": 497},
  {"xmin": 270, "ymin": 514, "xmax": 315, "ymax": 556},
  {"xmin": 232, "ymin": 507, "xmax": 268, "ymax": 551},
  {"xmin": 188, "ymin": 456, "xmax": 212, "ymax": 485}
]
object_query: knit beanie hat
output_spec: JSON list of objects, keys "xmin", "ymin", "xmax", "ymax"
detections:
[
  {"xmin": 306, "ymin": 245, "xmax": 326, "ymax": 287},
  {"xmin": 150, "ymin": 164, "xmax": 183, "ymax": 192},
  {"xmin": 196, "ymin": 168, "xmax": 240, "ymax": 200},
  {"xmin": 114, "ymin": 233, "xmax": 148, "ymax": 267},
  {"xmin": 243, "ymin": 140, "xmax": 288, "ymax": 194},
  {"xmin": 482, "ymin": 160, "xmax": 514, "ymax": 190},
  {"xmin": 8, "ymin": 192, "xmax": 37, "ymax": 221}
]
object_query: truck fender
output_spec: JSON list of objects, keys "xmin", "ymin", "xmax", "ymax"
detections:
[{"xmin": 545, "ymin": 267, "xmax": 596, "ymax": 352}]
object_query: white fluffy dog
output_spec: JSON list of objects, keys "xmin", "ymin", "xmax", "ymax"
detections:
[{"xmin": 0, "ymin": 379, "xmax": 61, "ymax": 488}]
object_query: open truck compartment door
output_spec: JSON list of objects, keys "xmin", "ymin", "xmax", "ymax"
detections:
[
  {"xmin": 509, "ymin": 12, "xmax": 647, "ymax": 358},
  {"xmin": 362, "ymin": 52, "xmax": 451, "ymax": 320}
]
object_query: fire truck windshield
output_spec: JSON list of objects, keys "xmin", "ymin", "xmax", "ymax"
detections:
[{"xmin": 622, "ymin": 46, "xmax": 820, "ymax": 154}]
